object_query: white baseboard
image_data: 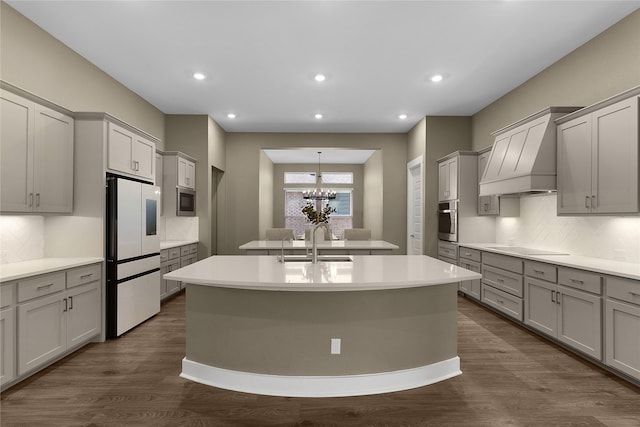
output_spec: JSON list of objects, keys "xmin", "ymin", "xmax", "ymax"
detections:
[{"xmin": 180, "ymin": 356, "xmax": 461, "ymax": 397}]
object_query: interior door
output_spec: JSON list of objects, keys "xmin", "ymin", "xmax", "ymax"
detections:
[{"xmin": 407, "ymin": 156, "xmax": 423, "ymax": 255}]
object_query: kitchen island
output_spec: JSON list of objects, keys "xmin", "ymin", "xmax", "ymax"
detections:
[{"xmin": 164, "ymin": 255, "xmax": 480, "ymax": 397}]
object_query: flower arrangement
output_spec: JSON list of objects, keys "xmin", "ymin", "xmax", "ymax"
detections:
[{"xmin": 301, "ymin": 202, "xmax": 335, "ymax": 224}]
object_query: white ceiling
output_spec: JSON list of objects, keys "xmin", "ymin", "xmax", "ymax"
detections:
[
  {"xmin": 7, "ymin": 1, "xmax": 640, "ymax": 133},
  {"xmin": 263, "ymin": 148, "xmax": 375, "ymax": 164}
]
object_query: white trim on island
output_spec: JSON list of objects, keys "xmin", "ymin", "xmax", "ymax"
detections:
[{"xmin": 181, "ymin": 357, "xmax": 461, "ymax": 398}]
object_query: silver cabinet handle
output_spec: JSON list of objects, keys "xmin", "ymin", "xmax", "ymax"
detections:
[
  {"xmin": 556, "ymin": 292, "xmax": 561, "ymax": 305},
  {"xmin": 496, "ymin": 278, "xmax": 504, "ymax": 283},
  {"xmin": 591, "ymin": 195, "xmax": 596, "ymax": 208},
  {"xmin": 37, "ymin": 283, "xmax": 54, "ymax": 290},
  {"xmin": 80, "ymin": 273, "xmax": 93, "ymax": 280},
  {"xmin": 570, "ymin": 278, "xmax": 584, "ymax": 284},
  {"xmin": 69, "ymin": 296, "xmax": 73, "ymax": 310},
  {"xmin": 551, "ymin": 290, "xmax": 555, "ymax": 303},
  {"xmin": 585, "ymin": 196, "xmax": 590, "ymax": 209},
  {"xmin": 29, "ymin": 193, "xmax": 34, "ymax": 207},
  {"xmin": 533, "ymin": 269, "xmax": 544, "ymax": 275},
  {"xmin": 629, "ymin": 291, "xmax": 640, "ymax": 297},
  {"xmin": 36, "ymin": 193, "xmax": 40, "ymax": 207},
  {"xmin": 63, "ymin": 297, "xmax": 68, "ymax": 312}
]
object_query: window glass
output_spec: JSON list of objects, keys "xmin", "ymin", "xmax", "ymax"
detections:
[
  {"xmin": 321, "ymin": 172, "xmax": 353, "ymax": 184},
  {"xmin": 284, "ymin": 172, "xmax": 316, "ymax": 184}
]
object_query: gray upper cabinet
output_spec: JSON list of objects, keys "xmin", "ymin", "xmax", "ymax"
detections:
[
  {"xmin": 477, "ymin": 147, "xmax": 499, "ymax": 215},
  {"xmin": 107, "ymin": 122, "xmax": 156, "ymax": 182},
  {"xmin": 0, "ymin": 89, "xmax": 74, "ymax": 213},
  {"xmin": 557, "ymin": 91, "xmax": 639, "ymax": 214},
  {"xmin": 438, "ymin": 156, "xmax": 458, "ymax": 202}
]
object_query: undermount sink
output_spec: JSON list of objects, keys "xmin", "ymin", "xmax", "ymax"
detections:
[{"xmin": 281, "ymin": 255, "xmax": 353, "ymax": 263}]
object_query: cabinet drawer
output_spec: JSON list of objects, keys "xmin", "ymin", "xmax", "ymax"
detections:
[
  {"xmin": 438, "ymin": 241, "xmax": 458, "ymax": 260},
  {"xmin": 525, "ymin": 261, "xmax": 557, "ymax": 283},
  {"xmin": 481, "ymin": 284, "xmax": 523, "ymax": 321},
  {"xmin": 606, "ymin": 276, "xmax": 640, "ymax": 305},
  {"xmin": 558, "ymin": 267, "xmax": 602, "ymax": 295},
  {"xmin": 17, "ymin": 272, "xmax": 66, "ymax": 302},
  {"xmin": 180, "ymin": 255, "xmax": 197, "ymax": 268},
  {"xmin": 160, "ymin": 249, "xmax": 169, "ymax": 263},
  {"xmin": 168, "ymin": 247, "xmax": 180, "ymax": 260},
  {"xmin": 1, "ymin": 283, "xmax": 15, "ymax": 308},
  {"xmin": 482, "ymin": 265, "xmax": 523, "ymax": 298},
  {"xmin": 482, "ymin": 252, "xmax": 523, "ymax": 274},
  {"xmin": 459, "ymin": 259, "xmax": 480, "ymax": 273},
  {"xmin": 459, "ymin": 247, "xmax": 481, "ymax": 263},
  {"xmin": 180, "ymin": 245, "xmax": 191, "ymax": 257},
  {"xmin": 189, "ymin": 243, "xmax": 198, "ymax": 255},
  {"xmin": 66, "ymin": 264, "xmax": 101, "ymax": 289}
]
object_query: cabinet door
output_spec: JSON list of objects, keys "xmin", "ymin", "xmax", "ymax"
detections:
[
  {"xmin": 591, "ymin": 97, "xmax": 638, "ymax": 213},
  {"xmin": 0, "ymin": 307, "xmax": 16, "ymax": 386},
  {"xmin": 33, "ymin": 106, "xmax": 74, "ymax": 213},
  {"xmin": 524, "ymin": 278, "xmax": 557, "ymax": 338},
  {"xmin": 606, "ymin": 299, "xmax": 640, "ymax": 380},
  {"xmin": 557, "ymin": 116, "xmax": 592, "ymax": 214},
  {"xmin": 448, "ymin": 158, "xmax": 458, "ymax": 200},
  {"xmin": 178, "ymin": 157, "xmax": 196, "ymax": 189},
  {"xmin": 0, "ymin": 90, "xmax": 34, "ymax": 212},
  {"xmin": 108, "ymin": 123, "xmax": 135, "ymax": 175},
  {"xmin": 438, "ymin": 161, "xmax": 450, "ymax": 202},
  {"xmin": 133, "ymin": 135, "xmax": 155, "ymax": 181},
  {"xmin": 166, "ymin": 260, "xmax": 181, "ymax": 295},
  {"xmin": 66, "ymin": 282, "xmax": 100, "ymax": 349},
  {"xmin": 557, "ymin": 285, "xmax": 602, "ymax": 360},
  {"xmin": 17, "ymin": 293, "xmax": 66, "ymax": 375}
]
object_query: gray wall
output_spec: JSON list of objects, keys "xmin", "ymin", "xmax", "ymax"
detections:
[
  {"xmin": 258, "ymin": 151, "xmax": 274, "ymax": 240},
  {"xmin": 363, "ymin": 150, "xmax": 384, "ymax": 240},
  {"xmin": 407, "ymin": 117, "xmax": 472, "ymax": 257},
  {"xmin": 0, "ymin": 3, "xmax": 165, "ymax": 144},
  {"xmin": 165, "ymin": 115, "xmax": 227, "ymax": 258},
  {"xmin": 472, "ymin": 9, "xmax": 640, "ymax": 151},
  {"xmin": 221, "ymin": 133, "xmax": 407, "ymax": 255}
]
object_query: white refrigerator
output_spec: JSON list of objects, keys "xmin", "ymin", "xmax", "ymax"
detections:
[{"xmin": 106, "ymin": 174, "xmax": 161, "ymax": 338}]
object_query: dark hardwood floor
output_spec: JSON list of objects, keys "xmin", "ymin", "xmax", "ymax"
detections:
[{"xmin": 2, "ymin": 292, "xmax": 639, "ymax": 426}]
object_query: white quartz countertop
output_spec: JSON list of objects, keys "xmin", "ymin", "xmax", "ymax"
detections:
[
  {"xmin": 0, "ymin": 257, "xmax": 104, "ymax": 283},
  {"xmin": 163, "ymin": 255, "xmax": 480, "ymax": 292},
  {"xmin": 161, "ymin": 240, "xmax": 199, "ymax": 250},
  {"xmin": 459, "ymin": 243, "xmax": 640, "ymax": 280},
  {"xmin": 239, "ymin": 240, "xmax": 399, "ymax": 251}
]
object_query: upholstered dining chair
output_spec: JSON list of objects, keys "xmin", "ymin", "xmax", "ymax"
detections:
[
  {"xmin": 265, "ymin": 228, "xmax": 295, "ymax": 240},
  {"xmin": 343, "ymin": 228, "xmax": 371, "ymax": 240}
]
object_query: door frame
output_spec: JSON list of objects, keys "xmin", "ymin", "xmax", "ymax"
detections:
[{"xmin": 407, "ymin": 155, "xmax": 424, "ymax": 255}]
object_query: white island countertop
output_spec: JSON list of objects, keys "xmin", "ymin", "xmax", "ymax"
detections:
[
  {"xmin": 239, "ymin": 240, "xmax": 398, "ymax": 251},
  {"xmin": 459, "ymin": 243, "xmax": 640, "ymax": 280},
  {"xmin": 163, "ymin": 255, "xmax": 480, "ymax": 292}
]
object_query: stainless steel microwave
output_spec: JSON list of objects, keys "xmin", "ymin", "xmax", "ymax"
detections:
[
  {"xmin": 438, "ymin": 201, "xmax": 457, "ymax": 242},
  {"xmin": 176, "ymin": 187, "xmax": 196, "ymax": 216}
]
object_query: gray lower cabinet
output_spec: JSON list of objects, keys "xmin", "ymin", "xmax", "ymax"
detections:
[
  {"xmin": 13, "ymin": 264, "xmax": 101, "ymax": 380},
  {"xmin": 480, "ymin": 252, "xmax": 524, "ymax": 321},
  {"xmin": 525, "ymin": 276, "xmax": 602, "ymax": 360},
  {"xmin": 458, "ymin": 248, "xmax": 481, "ymax": 300},
  {"xmin": 605, "ymin": 276, "xmax": 640, "ymax": 381},
  {"xmin": 161, "ymin": 243, "xmax": 198, "ymax": 299},
  {"xmin": 0, "ymin": 283, "xmax": 16, "ymax": 385}
]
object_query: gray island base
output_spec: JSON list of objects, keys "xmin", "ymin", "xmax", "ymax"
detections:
[{"xmin": 164, "ymin": 255, "xmax": 481, "ymax": 397}]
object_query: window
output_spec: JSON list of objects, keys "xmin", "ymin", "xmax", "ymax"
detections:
[
  {"xmin": 284, "ymin": 172, "xmax": 316, "ymax": 184},
  {"xmin": 326, "ymin": 191, "xmax": 351, "ymax": 216},
  {"xmin": 321, "ymin": 172, "xmax": 353, "ymax": 185},
  {"xmin": 284, "ymin": 189, "xmax": 353, "ymax": 238}
]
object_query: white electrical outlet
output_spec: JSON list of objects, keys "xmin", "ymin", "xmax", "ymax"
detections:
[{"xmin": 331, "ymin": 338, "xmax": 341, "ymax": 355}]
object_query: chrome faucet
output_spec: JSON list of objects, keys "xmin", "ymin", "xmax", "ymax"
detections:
[
  {"xmin": 311, "ymin": 222, "xmax": 330, "ymax": 264},
  {"xmin": 279, "ymin": 236, "xmax": 292, "ymax": 263}
]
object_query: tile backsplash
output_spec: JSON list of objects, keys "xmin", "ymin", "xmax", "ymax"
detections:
[
  {"xmin": 496, "ymin": 194, "xmax": 640, "ymax": 263},
  {"xmin": 0, "ymin": 216, "xmax": 45, "ymax": 264}
]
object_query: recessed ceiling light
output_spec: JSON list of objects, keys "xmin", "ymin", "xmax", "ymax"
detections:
[
  {"xmin": 227, "ymin": 113, "xmax": 236, "ymax": 119},
  {"xmin": 193, "ymin": 72, "xmax": 206, "ymax": 80},
  {"xmin": 398, "ymin": 114, "xmax": 408, "ymax": 120},
  {"xmin": 430, "ymin": 74, "xmax": 443, "ymax": 83},
  {"xmin": 314, "ymin": 113, "xmax": 323, "ymax": 119},
  {"xmin": 314, "ymin": 74, "xmax": 326, "ymax": 82}
]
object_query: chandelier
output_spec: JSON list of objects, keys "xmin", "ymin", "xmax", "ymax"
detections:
[{"xmin": 303, "ymin": 152, "xmax": 336, "ymax": 201}]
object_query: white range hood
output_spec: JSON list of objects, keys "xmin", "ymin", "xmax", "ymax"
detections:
[{"xmin": 479, "ymin": 106, "xmax": 582, "ymax": 196}]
